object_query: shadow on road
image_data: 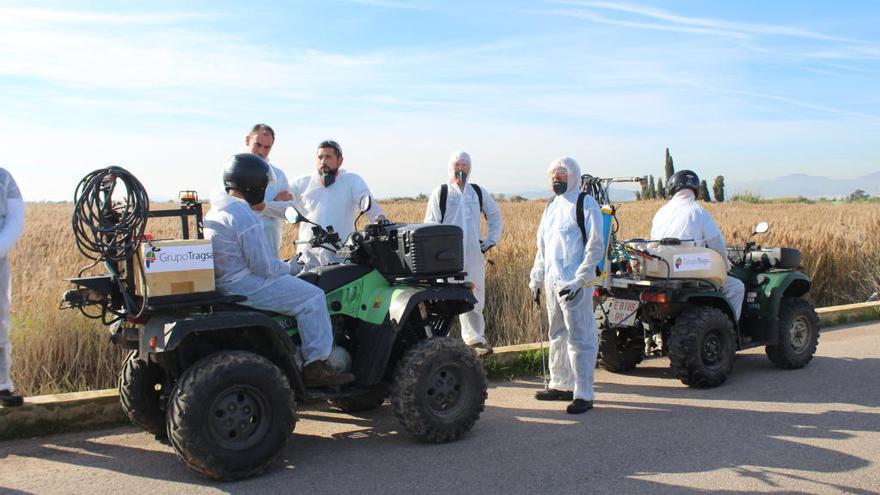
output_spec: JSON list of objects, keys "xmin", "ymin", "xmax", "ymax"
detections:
[
  {"xmin": 596, "ymin": 354, "xmax": 880, "ymax": 408},
  {"xmin": 2, "ymin": 378, "xmax": 877, "ymax": 495}
]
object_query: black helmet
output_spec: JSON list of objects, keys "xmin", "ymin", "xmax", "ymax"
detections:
[
  {"xmin": 667, "ymin": 169, "xmax": 700, "ymax": 197},
  {"xmin": 223, "ymin": 153, "xmax": 269, "ymax": 205}
]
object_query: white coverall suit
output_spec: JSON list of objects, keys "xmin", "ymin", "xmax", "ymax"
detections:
[
  {"xmin": 258, "ymin": 163, "xmax": 296, "ymax": 257},
  {"xmin": 290, "ymin": 169, "xmax": 386, "ymax": 271},
  {"xmin": 650, "ymin": 189, "xmax": 745, "ymax": 321},
  {"xmin": 204, "ymin": 191, "xmax": 333, "ymax": 365},
  {"xmin": 0, "ymin": 169, "xmax": 24, "ymax": 393},
  {"xmin": 424, "ymin": 151, "xmax": 503, "ymax": 346},
  {"xmin": 528, "ymin": 157, "xmax": 605, "ymax": 401}
]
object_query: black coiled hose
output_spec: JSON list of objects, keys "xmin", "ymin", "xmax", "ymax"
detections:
[
  {"xmin": 579, "ymin": 174, "xmax": 610, "ymax": 205},
  {"xmin": 72, "ymin": 166, "xmax": 150, "ymax": 262}
]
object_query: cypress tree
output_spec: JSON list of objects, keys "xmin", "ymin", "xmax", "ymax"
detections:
[
  {"xmin": 648, "ymin": 175, "xmax": 656, "ymax": 199},
  {"xmin": 713, "ymin": 176, "xmax": 726, "ymax": 202},
  {"xmin": 665, "ymin": 148, "xmax": 675, "ymax": 181},
  {"xmin": 698, "ymin": 179, "xmax": 711, "ymax": 201},
  {"xmin": 657, "ymin": 177, "xmax": 666, "ymax": 198}
]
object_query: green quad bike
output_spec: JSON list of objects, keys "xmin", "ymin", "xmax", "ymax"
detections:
[
  {"xmin": 62, "ymin": 179, "xmax": 487, "ymax": 481},
  {"xmin": 595, "ymin": 221, "xmax": 820, "ymax": 388}
]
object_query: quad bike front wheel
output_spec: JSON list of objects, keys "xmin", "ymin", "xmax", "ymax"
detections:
[
  {"xmin": 119, "ymin": 351, "xmax": 166, "ymax": 436},
  {"xmin": 766, "ymin": 297, "xmax": 820, "ymax": 369},
  {"xmin": 669, "ymin": 306, "xmax": 737, "ymax": 388},
  {"xmin": 166, "ymin": 351, "xmax": 296, "ymax": 481},
  {"xmin": 391, "ymin": 337, "xmax": 487, "ymax": 443}
]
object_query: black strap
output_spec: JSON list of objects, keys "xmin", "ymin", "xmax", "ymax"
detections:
[
  {"xmin": 577, "ymin": 192, "xmax": 587, "ymax": 247},
  {"xmin": 440, "ymin": 183, "xmax": 484, "ymax": 223},
  {"xmin": 440, "ymin": 184, "xmax": 448, "ymax": 222},
  {"xmin": 471, "ymin": 183, "xmax": 484, "ymax": 213}
]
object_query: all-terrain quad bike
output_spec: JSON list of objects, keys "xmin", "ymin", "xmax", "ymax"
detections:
[
  {"xmin": 574, "ymin": 175, "xmax": 819, "ymax": 388},
  {"xmin": 61, "ymin": 168, "xmax": 487, "ymax": 480}
]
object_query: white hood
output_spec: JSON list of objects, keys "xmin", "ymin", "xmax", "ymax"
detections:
[
  {"xmin": 547, "ymin": 156, "xmax": 581, "ymax": 194},
  {"xmin": 447, "ymin": 150, "xmax": 472, "ymax": 185}
]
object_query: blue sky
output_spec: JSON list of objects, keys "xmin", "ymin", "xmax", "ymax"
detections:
[{"xmin": 1, "ymin": 0, "xmax": 879, "ymax": 200}]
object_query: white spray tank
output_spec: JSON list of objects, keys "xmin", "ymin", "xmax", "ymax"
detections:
[{"xmin": 643, "ymin": 239, "xmax": 727, "ymax": 288}]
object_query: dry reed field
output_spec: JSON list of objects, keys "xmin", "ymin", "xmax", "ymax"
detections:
[{"xmin": 8, "ymin": 199, "xmax": 880, "ymax": 395}]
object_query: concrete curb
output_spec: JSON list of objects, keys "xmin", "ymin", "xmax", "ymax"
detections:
[
  {"xmin": 0, "ymin": 389, "xmax": 126, "ymax": 440},
  {"xmin": 2, "ymin": 301, "xmax": 878, "ymax": 441}
]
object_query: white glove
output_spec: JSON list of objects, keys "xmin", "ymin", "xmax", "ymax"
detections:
[{"xmin": 556, "ymin": 280, "xmax": 583, "ymax": 301}]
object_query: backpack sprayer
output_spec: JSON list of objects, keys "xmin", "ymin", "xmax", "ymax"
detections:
[{"xmin": 578, "ymin": 175, "xmax": 646, "ymax": 288}]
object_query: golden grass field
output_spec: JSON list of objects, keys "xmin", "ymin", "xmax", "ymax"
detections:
[{"xmin": 8, "ymin": 199, "xmax": 880, "ymax": 395}]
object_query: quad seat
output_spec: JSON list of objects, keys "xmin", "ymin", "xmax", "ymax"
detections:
[{"xmin": 297, "ymin": 264, "xmax": 374, "ymax": 293}]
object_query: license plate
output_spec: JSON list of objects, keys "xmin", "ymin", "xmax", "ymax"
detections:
[{"xmin": 604, "ymin": 298, "xmax": 639, "ymax": 326}]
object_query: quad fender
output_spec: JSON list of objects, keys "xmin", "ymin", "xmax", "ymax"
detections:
[
  {"xmin": 673, "ymin": 291, "xmax": 738, "ymax": 330},
  {"xmin": 752, "ymin": 270, "xmax": 812, "ymax": 345},
  {"xmin": 762, "ymin": 270, "xmax": 812, "ymax": 300},
  {"xmin": 344, "ymin": 285, "xmax": 477, "ymax": 387},
  {"xmin": 388, "ymin": 285, "xmax": 477, "ymax": 332},
  {"xmin": 139, "ymin": 311, "xmax": 301, "ymax": 388}
]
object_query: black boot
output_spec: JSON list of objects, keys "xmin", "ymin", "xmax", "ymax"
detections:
[
  {"xmin": 303, "ymin": 360, "xmax": 355, "ymax": 387},
  {"xmin": 566, "ymin": 399, "xmax": 594, "ymax": 414},
  {"xmin": 534, "ymin": 388, "xmax": 574, "ymax": 401},
  {"xmin": 0, "ymin": 389, "xmax": 23, "ymax": 407}
]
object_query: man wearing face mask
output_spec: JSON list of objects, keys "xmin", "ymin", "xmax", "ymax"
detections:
[
  {"xmin": 528, "ymin": 157, "xmax": 604, "ymax": 414},
  {"xmin": 424, "ymin": 151, "xmax": 503, "ymax": 356},
  {"xmin": 205, "ymin": 153, "xmax": 354, "ymax": 387},
  {"xmin": 243, "ymin": 123, "xmax": 296, "ymax": 257},
  {"xmin": 289, "ymin": 140, "xmax": 387, "ymax": 271}
]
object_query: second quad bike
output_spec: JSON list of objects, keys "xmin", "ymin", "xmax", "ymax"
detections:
[
  {"xmin": 572, "ymin": 175, "xmax": 819, "ymax": 388},
  {"xmin": 62, "ymin": 168, "xmax": 487, "ymax": 480}
]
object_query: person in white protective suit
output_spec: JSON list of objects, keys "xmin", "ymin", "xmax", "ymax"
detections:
[
  {"xmin": 424, "ymin": 151, "xmax": 503, "ymax": 356},
  {"xmin": 244, "ymin": 123, "xmax": 297, "ymax": 257},
  {"xmin": 0, "ymin": 168, "xmax": 24, "ymax": 407},
  {"xmin": 528, "ymin": 157, "xmax": 604, "ymax": 414},
  {"xmin": 650, "ymin": 169, "xmax": 745, "ymax": 321},
  {"xmin": 290, "ymin": 140, "xmax": 387, "ymax": 270},
  {"xmin": 205, "ymin": 153, "xmax": 354, "ymax": 387}
]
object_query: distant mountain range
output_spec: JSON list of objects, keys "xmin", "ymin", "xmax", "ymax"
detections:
[
  {"xmin": 728, "ymin": 172, "xmax": 880, "ymax": 199},
  {"xmin": 501, "ymin": 172, "xmax": 880, "ymax": 201}
]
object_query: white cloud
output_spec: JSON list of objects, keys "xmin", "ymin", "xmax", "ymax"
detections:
[
  {"xmin": 0, "ymin": 7, "xmax": 215, "ymax": 26},
  {"xmin": 545, "ymin": 0, "xmax": 876, "ymax": 44},
  {"xmin": 50, "ymin": 96, "xmax": 219, "ymax": 117},
  {"xmin": 542, "ymin": 0, "xmax": 880, "ymax": 60},
  {"xmin": 542, "ymin": 8, "xmax": 750, "ymax": 39},
  {"xmin": 340, "ymin": 0, "xmax": 433, "ymax": 11}
]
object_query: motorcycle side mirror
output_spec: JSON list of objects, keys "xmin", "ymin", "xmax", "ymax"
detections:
[
  {"xmin": 355, "ymin": 195, "xmax": 372, "ymax": 229},
  {"xmin": 284, "ymin": 207, "xmax": 303, "ymax": 224},
  {"xmin": 359, "ymin": 195, "xmax": 372, "ymax": 213},
  {"xmin": 754, "ymin": 221, "xmax": 769, "ymax": 235},
  {"xmin": 285, "ymin": 206, "xmax": 318, "ymax": 227}
]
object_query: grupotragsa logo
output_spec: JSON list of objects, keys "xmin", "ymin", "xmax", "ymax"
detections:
[{"xmin": 144, "ymin": 249, "xmax": 157, "ymax": 268}]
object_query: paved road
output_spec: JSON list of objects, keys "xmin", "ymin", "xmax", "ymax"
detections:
[{"xmin": 1, "ymin": 322, "xmax": 879, "ymax": 495}]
